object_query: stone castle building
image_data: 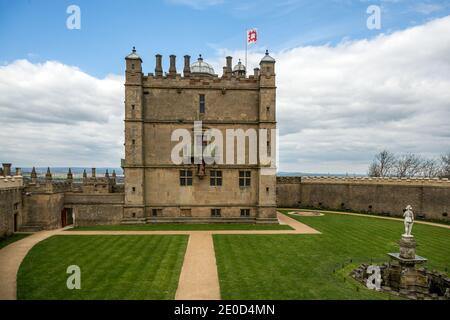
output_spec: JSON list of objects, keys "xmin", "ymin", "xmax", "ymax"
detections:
[
  {"xmin": 123, "ymin": 48, "xmax": 277, "ymax": 223},
  {"xmin": 1, "ymin": 49, "xmax": 450, "ymax": 238}
]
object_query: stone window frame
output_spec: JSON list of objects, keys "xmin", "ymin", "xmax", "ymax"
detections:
[
  {"xmin": 199, "ymin": 94, "xmax": 206, "ymax": 114},
  {"xmin": 210, "ymin": 170, "xmax": 222, "ymax": 186},
  {"xmin": 239, "ymin": 170, "xmax": 251, "ymax": 187},
  {"xmin": 240, "ymin": 209, "xmax": 250, "ymax": 217},
  {"xmin": 211, "ymin": 208, "xmax": 221, "ymax": 217},
  {"xmin": 180, "ymin": 169, "xmax": 193, "ymax": 186},
  {"xmin": 152, "ymin": 208, "xmax": 162, "ymax": 217}
]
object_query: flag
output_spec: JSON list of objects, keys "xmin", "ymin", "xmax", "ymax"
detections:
[{"xmin": 247, "ymin": 28, "xmax": 257, "ymax": 45}]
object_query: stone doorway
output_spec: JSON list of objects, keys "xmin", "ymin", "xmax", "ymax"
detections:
[
  {"xmin": 61, "ymin": 208, "xmax": 74, "ymax": 227},
  {"xmin": 13, "ymin": 213, "xmax": 18, "ymax": 232}
]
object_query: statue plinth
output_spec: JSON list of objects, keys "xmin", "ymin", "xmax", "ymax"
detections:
[
  {"xmin": 399, "ymin": 235, "xmax": 416, "ymax": 259},
  {"xmin": 388, "ymin": 235, "xmax": 427, "ymax": 266}
]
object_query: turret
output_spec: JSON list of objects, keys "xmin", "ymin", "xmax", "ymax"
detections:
[
  {"xmin": 105, "ymin": 169, "xmax": 110, "ymax": 178},
  {"xmin": 31, "ymin": 167, "xmax": 37, "ymax": 184},
  {"xmin": 233, "ymin": 59, "xmax": 246, "ymax": 77},
  {"xmin": 259, "ymin": 49, "xmax": 276, "ymax": 79},
  {"xmin": 125, "ymin": 46, "xmax": 142, "ymax": 86},
  {"xmin": 45, "ymin": 167, "xmax": 52, "ymax": 181}
]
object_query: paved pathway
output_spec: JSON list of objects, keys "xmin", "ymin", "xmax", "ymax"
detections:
[
  {"xmin": 0, "ymin": 212, "xmax": 318, "ymax": 300},
  {"xmin": 175, "ymin": 234, "xmax": 221, "ymax": 300},
  {"xmin": 0, "ymin": 229, "xmax": 63, "ymax": 300}
]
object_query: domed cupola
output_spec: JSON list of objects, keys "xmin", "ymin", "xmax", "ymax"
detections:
[
  {"xmin": 190, "ymin": 54, "xmax": 215, "ymax": 76},
  {"xmin": 233, "ymin": 59, "xmax": 246, "ymax": 77}
]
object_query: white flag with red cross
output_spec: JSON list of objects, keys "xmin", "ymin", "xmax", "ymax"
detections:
[{"xmin": 247, "ymin": 28, "xmax": 257, "ymax": 45}]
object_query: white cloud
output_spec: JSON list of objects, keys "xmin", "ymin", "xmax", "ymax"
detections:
[
  {"xmin": 0, "ymin": 60, "xmax": 124, "ymax": 167},
  {"xmin": 275, "ymin": 15, "xmax": 450, "ymax": 173},
  {"xmin": 1, "ymin": 16, "xmax": 450, "ymax": 173},
  {"xmin": 212, "ymin": 15, "xmax": 450, "ymax": 173}
]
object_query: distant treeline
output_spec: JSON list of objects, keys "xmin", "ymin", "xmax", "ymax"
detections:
[{"xmin": 368, "ymin": 150, "xmax": 450, "ymax": 178}]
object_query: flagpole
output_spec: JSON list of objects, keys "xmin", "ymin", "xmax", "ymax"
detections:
[{"xmin": 245, "ymin": 29, "xmax": 248, "ymax": 73}]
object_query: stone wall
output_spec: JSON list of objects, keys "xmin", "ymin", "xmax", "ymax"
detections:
[
  {"xmin": 0, "ymin": 188, "xmax": 22, "ymax": 238},
  {"xmin": 276, "ymin": 176, "xmax": 450, "ymax": 221},
  {"xmin": 22, "ymin": 192, "xmax": 65, "ymax": 231},
  {"xmin": 64, "ymin": 193, "xmax": 124, "ymax": 226}
]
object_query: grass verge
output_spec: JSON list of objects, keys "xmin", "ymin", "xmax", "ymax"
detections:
[{"xmin": 17, "ymin": 235, "xmax": 188, "ymax": 299}]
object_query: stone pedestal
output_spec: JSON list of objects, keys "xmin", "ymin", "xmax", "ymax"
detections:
[{"xmin": 387, "ymin": 235, "xmax": 428, "ymax": 293}]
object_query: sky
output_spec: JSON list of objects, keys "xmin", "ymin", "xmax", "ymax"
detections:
[{"xmin": 1, "ymin": 0, "xmax": 450, "ymax": 173}]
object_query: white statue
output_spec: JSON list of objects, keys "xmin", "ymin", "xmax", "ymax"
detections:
[{"xmin": 403, "ymin": 205, "xmax": 414, "ymax": 237}]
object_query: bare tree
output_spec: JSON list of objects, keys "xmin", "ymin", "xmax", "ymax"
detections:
[
  {"xmin": 368, "ymin": 150, "xmax": 396, "ymax": 177},
  {"xmin": 394, "ymin": 153, "xmax": 423, "ymax": 178},
  {"xmin": 420, "ymin": 158, "xmax": 440, "ymax": 178},
  {"xmin": 440, "ymin": 153, "xmax": 450, "ymax": 178}
]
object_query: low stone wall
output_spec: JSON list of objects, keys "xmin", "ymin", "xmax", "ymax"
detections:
[
  {"xmin": 64, "ymin": 193, "xmax": 124, "ymax": 226},
  {"xmin": 276, "ymin": 176, "xmax": 450, "ymax": 221}
]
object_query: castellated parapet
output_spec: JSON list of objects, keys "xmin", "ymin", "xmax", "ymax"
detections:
[
  {"xmin": 276, "ymin": 176, "xmax": 450, "ymax": 222},
  {"xmin": 277, "ymin": 176, "xmax": 450, "ymax": 187}
]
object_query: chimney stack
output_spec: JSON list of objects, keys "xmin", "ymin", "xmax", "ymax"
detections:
[
  {"xmin": 226, "ymin": 56, "xmax": 232, "ymax": 75},
  {"xmin": 183, "ymin": 55, "xmax": 191, "ymax": 77},
  {"xmin": 15, "ymin": 167, "xmax": 22, "ymax": 176},
  {"xmin": 169, "ymin": 55, "xmax": 177, "ymax": 76},
  {"xmin": 254, "ymin": 67, "xmax": 260, "ymax": 78},
  {"xmin": 2, "ymin": 163, "xmax": 11, "ymax": 176},
  {"xmin": 155, "ymin": 54, "xmax": 163, "ymax": 77},
  {"xmin": 67, "ymin": 168, "xmax": 73, "ymax": 181}
]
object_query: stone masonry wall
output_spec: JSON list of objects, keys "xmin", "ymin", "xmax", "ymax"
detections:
[
  {"xmin": 0, "ymin": 188, "xmax": 22, "ymax": 238},
  {"xmin": 276, "ymin": 176, "xmax": 450, "ymax": 222},
  {"xmin": 64, "ymin": 193, "xmax": 124, "ymax": 226}
]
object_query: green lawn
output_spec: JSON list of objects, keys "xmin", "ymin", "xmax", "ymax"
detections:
[
  {"xmin": 69, "ymin": 223, "xmax": 292, "ymax": 231},
  {"xmin": 214, "ymin": 211, "xmax": 450, "ymax": 300},
  {"xmin": 17, "ymin": 235, "xmax": 188, "ymax": 300},
  {"xmin": 0, "ymin": 233, "xmax": 30, "ymax": 250}
]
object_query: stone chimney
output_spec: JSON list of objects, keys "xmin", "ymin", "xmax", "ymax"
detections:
[
  {"xmin": 15, "ymin": 167, "xmax": 22, "ymax": 176},
  {"xmin": 67, "ymin": 168, "xmax": 73, "ymax": 181},
  {"xmin": 183, "ymin": 55, "xmax": 191, "ymax": 77},
  {"xmin": 0, "ymin": 167, "xmax": 3, "ymax": 177},
  {"xmin": 155, "ymin": 54, "xmax": 163, "ymax": 77},
  {"xmin": 169, "ymin": 55, "xmax": 177, "ymax": 76},
  {"xmin": 2, "ymin": 163, "xmax": 11, "ymax": 177},
  {"xmin": 226, "ymin": 56, "xmax": 232, "ymax": 76},
  {"xmin": 254, "ymin": 67, "xmax": 260, "ymax": 78}
]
